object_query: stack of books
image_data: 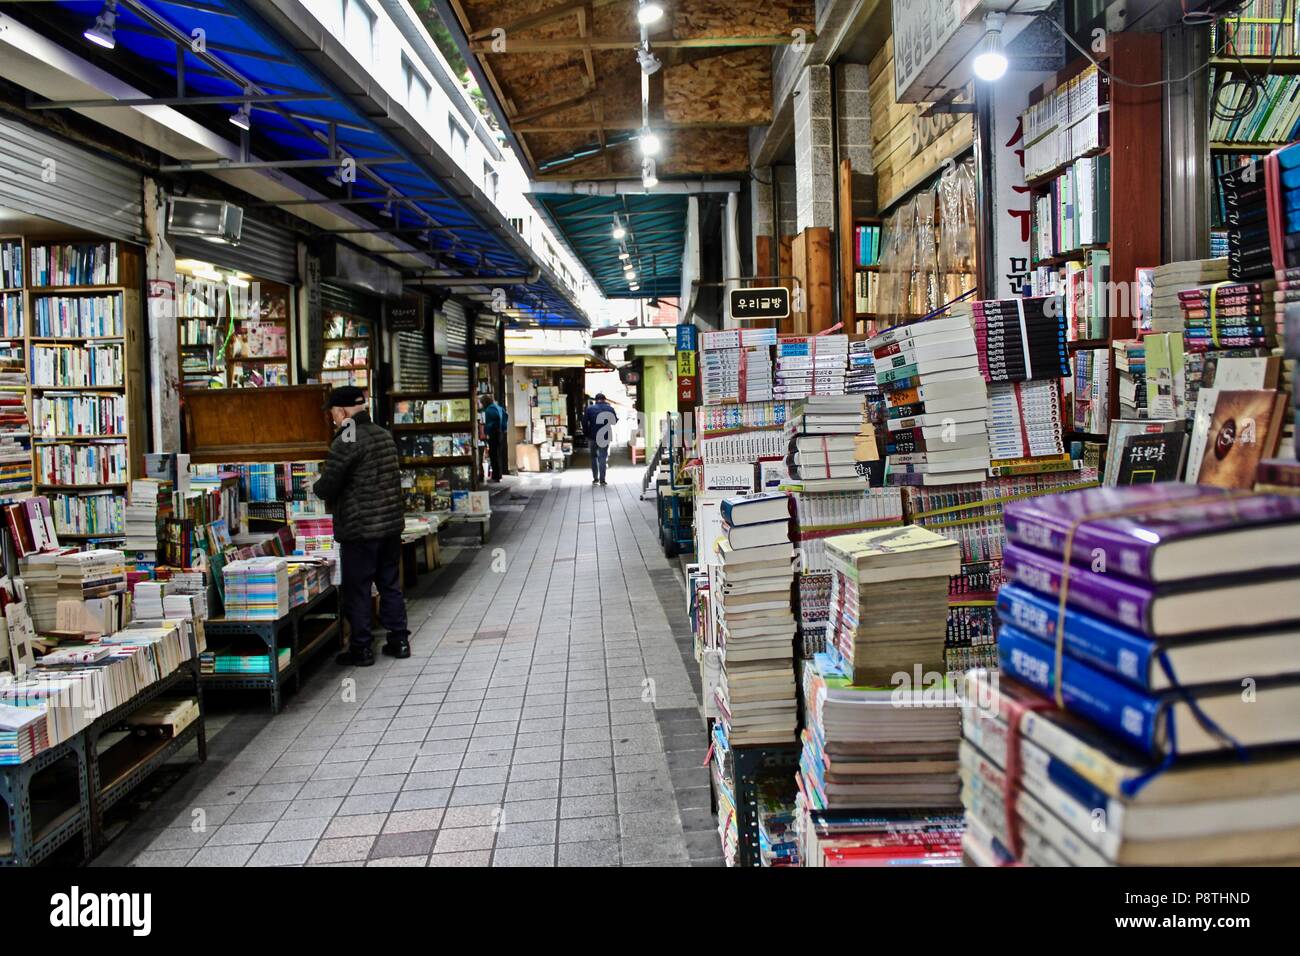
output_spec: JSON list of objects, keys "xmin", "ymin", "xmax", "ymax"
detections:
[
  {"xmin": 222, "ymin": 557, "xmax": 291, "ymax": 621},
  {"xmin": 1112, "ymin": 339, "xmax": 1147, "ymax": 418},
  {"xmin": 824, "ymin": 526, "xmax": 959, "ymax": 686},
  {"xmin": 774, "ymin": 335, "xmax": 849, "ymax": 399},
  {"xmin": 0, "ymin": 702, "xmax": 50, "ymax": 765},
  {"xmin": 200, "ymin": 645, "xmax": 291, "ymax": 674},
  {"xmin": 797, "ymin": 652, "xmax": 963, "ymax": 814},
  {"xmin": 1177, "ymin": 279, "xmax": 1277, "ymax": 352},
  {"xmin": 794, "ymin": 645, "xmax": 964, "ymax": 866},
  {"xmin": 972, "ymin": 296, "xmax": 1070, "ymax": 384},
  {"xmin": 1148, "ymin": 259, "xmax": 1229, "ymax": 334},
  {"xmin": 987, "ymin": 380, "xmax": 1066, "ymax": 463},
  {"xmin": 1216, "ymin": 151, "xmax": 1269, "ymax": 281},
  {"xmin": 55, "ymin": 549, "xmax": 127, "ymax": 605},
  {"xmin": 700, "ymin": 331, "xmax": 776, "ymax": 405},
  {"xmin": 845, "ymin": 340, "xmax": 879, "ymax": 397},
  {"xmin": 970, "ymin": 484, "xmax": 1300, "ymax": 865},
  {"xmin": 789, "ymin": 488, "xmax": 904, "ymax": 657},
  {"xmin": 870, "ymin": 313, "xmax": 990, "ymax": 485},
  {"xmin": 712, "ymin": 492, "xmax": 797, "ymax": 746},
  {"xmin": 123, "ymin": 478, "xmax": 172, "ymax": 566},
  {"xmin": 784, "ymin": 395, "xmax": 874, "ymax": 491}
]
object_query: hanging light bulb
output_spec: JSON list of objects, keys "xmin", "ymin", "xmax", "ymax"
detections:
[
  {"xmin": 618, "ymin": 250, "xmax": 630, "ymax": 260},
  {"xmin": 639, "ymin": 129, "xmax": 661, "ymax": 157},
  {"xmin": 636, "ymin": 1, "xmax": 664, "ymax": 26},
  {"xmin": 84, "ymin": 1, "xmax": 118, "ymax": 49},
  {"xmin": 612, "ymin": 216, "xmax": 627, "ymax": 240},
  {"xmin": 641, "ymin": 158, "xmax": 658, "ymax": 189},
  {"xmin": 971, "ymin": 12, "xmax": 1008, "ymax": 82}
]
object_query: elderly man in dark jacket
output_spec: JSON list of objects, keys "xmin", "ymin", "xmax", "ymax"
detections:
[{"xmin": 313, "ymin": 386, "xmax": 409, "ymax": 667}]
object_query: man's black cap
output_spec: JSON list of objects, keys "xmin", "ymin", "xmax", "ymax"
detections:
[
  {"xmin": 325, "ymin": 385, "xmax": 367, "ymax": 408},
  {"xmin": 595, "ymin": 392, "xmax": 606, "ymax": 401}
]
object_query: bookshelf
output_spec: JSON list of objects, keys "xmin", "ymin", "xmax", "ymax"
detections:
[
  {"xmin": 389, "ymin": 391, "xmax": 477, "ymax": 511},
  {"xmin": 320, "ymin": 309, "xmax": 374, "ymax": 400},
  {"xmin": 11, "ymin": 238, "xmax": 147, "ymax": 543},
  {"xmin": 176, "ymin": 261, "xmax": 291, "ymax": 390},
  {"xmin": 1021, "ymin": 34, "xmax": 1163, "ymax": 439},
  {"xmin": 0, "ymin": 236, "xmax": 30, "ymax": 499}
]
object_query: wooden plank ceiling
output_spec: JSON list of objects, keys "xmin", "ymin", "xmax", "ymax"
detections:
[{"xmin": 447, "ymin": 0, "xmax": 815, "ymax": 179}]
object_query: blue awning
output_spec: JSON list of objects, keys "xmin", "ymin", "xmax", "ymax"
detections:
[{"xmin": 49, "ymin": 0, "xmax": 589, "ymax": 328}]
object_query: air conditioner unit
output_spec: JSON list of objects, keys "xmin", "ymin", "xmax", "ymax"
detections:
[{"xmin": 167, "ymin": 197, "xmax": 244, "ymax": 244}]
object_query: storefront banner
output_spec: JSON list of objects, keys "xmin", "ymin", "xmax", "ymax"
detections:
[{"xmin": 991, "ymin": 69, "xmax": 1054, "ymax": 299}]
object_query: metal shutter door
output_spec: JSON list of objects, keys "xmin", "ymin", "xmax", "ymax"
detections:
[
  {"xmin": 175, "ymin": 215, "xmax": 299, "ymax": 285},
  {"xmin": 0, "ymin": 116, "xmax": 144, "ymax": 240},
  {"xmin": 439, "ymin": 298, "xmax": 470, "ymax": 392}
]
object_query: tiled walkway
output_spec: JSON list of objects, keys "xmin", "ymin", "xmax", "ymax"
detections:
[{"xmin": 94, "ymin": 458, "xmax": 720, "ymax": 867}]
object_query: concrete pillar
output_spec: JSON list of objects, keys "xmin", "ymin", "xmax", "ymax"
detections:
[
  {"xmin": 775, "ymin": 166, "xmax": 798, "ymax": 238},
  {"xmin": 835, "ymin": 62, "xmax": 873, "ymax": 174},
  {"xmin": 142, "ymin": 177, "xmax": 181, "ymax": 454},
  {"xmin": 793, "ymin": 64, "xmax": 834, "ymax": 232}
]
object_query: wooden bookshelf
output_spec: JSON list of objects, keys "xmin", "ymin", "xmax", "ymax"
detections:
[
  {"xmin": 1023, "ymin": 34, "xmax": 1163, "ymax": 435},
  {"xmin": 175, "ymin": 265, "xmax": 292, "ymax": 390},
  {"xmin": 388, "ymin": 390, "xmax": 478, "ymax": 510},
  {"xmin": 11, "ymin": 237, "xmax": 148, "ymax": 541}
]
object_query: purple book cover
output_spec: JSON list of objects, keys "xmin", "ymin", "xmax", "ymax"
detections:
[
  {"xmin": 1002, "ymin": 485, "xmax": 1300, "ymax": 583},
  {"xmin": 1001, "ymin": 541, "xmax": 1157, "ymax": 634}
]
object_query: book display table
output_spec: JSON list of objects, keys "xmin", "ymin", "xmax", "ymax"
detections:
[
  {"xmin": 444, "ymin": 512, "xmax": 491, "ymax": 544},
  {"xmin": 399, "ymin": 513, "xmax": 445, "ymax": 587},
  {"xmin": 202, "ymin": 585, "xmax": 341, "ymax": 714},
  {"xmin": 0, "ymin": 630, "xmax": 206, "ymax": 865}
]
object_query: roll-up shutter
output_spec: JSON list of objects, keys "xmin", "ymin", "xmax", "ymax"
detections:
[
  {"xmin": 473, "ymin": 311, "xmax": 498, "ymax": 342},
  {"xmin": 0, "ymin": 116, "xmax": 143, "ymax": 240},
  {"xmin": 395, "ymin": 330, "xmax": 433, "ymax": 391},
  {"xmin": 320, "ymin": 281, "xmax": 380, "ymax": 320},
  {"xmin": 175, "ymin": 215, "xmax": 299, "ymax": 285},
  {"xmin": 439, "ymin": 299, "xmax": 470, "ymax": 393}
]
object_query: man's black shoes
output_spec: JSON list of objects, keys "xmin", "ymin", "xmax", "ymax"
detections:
[
  {"xmin": 336, "ymin": 645, "xmax": 375, "ymax": 667},
  {"xmin": 382, "ymin": 638, "xmax": 411, "ymax": 659}
]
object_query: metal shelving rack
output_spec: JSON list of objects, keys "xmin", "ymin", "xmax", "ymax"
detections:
[
  {"xmin": 0, "ymin": 626, "xmax": 206, "ymax": 864},
  {"xmin": 710, "ymin": 740, "xmax": 801, "ymax": 868},
  {"xmin": 201, "ymin": 584, "xmax": 342, "ymax": 713}
]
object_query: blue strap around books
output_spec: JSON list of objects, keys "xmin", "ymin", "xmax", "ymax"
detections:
[{"xmin": 1120, "ymin": 649, "xmax": 1249, "ymax": 798}]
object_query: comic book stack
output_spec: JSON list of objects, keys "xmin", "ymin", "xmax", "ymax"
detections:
[
  {"xmin": 774, "ymin": 335, "xmax": 848, "ymax": 399},
  {"xmin": 869, "ymin": 313, "xmax": 990, "ymax": 486}
]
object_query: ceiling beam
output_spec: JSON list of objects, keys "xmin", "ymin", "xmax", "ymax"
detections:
[
  {"xmin": 468, "ymin": 35, "xmax": 810, "ymax": 53},
  {"xmin": 514, "ymin": 118, "xmax": 757, "ymax": 132},
  {"xmin": 466, "ymin": 0, "xmax": 619, "ymax": 41}
]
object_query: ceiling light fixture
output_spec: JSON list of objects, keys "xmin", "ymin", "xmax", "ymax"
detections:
[
  {"xmin": 641, "ymin": 159, "xmax": 658, "ymax": 189},
  {"xmin": 83, "ymin": 0, "xmax": 118, "ymax": 49},
  {"xmin": 636, "ymin": 1, "xmax": 664, "ymax": 26},
  {"xmin": 971, "ymin": 12, "xmax": 1008, "ymax": 82},
  {"xmin": 225, "ymin": 274, "xmax": 250, "ymax": 288},
  {"xmin": 637, "ymin": 46, "xmax": 661, "ymax": 76},
  {"xmin": 639, "ymin": 129, "xmax": 661, "ymax": 157},
  {"xmin": 229, "ymin": 99, "xmax": 252, "ymax": 132},
  {"xmin": 618, "ymin": 250, "xmax": 630, "ymax": 260},
  {"xmin": 612, "ymin": 216, "xmax": 627, "ymax": 240}
]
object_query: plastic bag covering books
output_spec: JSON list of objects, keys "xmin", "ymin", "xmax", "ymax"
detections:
[{"xmin": 875, "ymin": 157, "xmax": 976, "ymax": 327}]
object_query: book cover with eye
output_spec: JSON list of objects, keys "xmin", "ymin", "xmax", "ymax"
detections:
[{"xmin": 1195, "ymin": 389, "xmax": 1286, "ymax": 489}]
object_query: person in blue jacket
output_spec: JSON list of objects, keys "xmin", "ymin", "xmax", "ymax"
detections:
[
  {"xmin": 482, "ymin": 394, "xmax": 508, "ymax": 482},
  {"xmin": 583, "ymin": 392, "xmax": 618, "ymax": 486}
]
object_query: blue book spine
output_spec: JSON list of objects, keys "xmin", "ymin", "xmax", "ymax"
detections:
[
  {"xmin": 996, "ymin": 624, "xmax": 1163, "ymax": 756},
  {"xmin": 996, "ymin": 582, "xmax": 1158, "ymax": 691}
]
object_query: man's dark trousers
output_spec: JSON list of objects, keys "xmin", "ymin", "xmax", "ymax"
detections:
[
  {"xmin": 340, "ymin": 537, "xmax": 408, "ymax": 650},
  {"xmin": 487, "ymin": 429, "xmax": 505, "ymax": 480}
]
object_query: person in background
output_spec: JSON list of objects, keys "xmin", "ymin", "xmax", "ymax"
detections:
[
  {"xmin": 313, "ymin": 385, "xmax": 410, "ymax": 667},
  {"xmin": 482, "ymin": 393, "xmax": 508, "ymax": 483},
  {"xmin": 583, "ymin": 392, "xmax": 618, "ymax": 487}
]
